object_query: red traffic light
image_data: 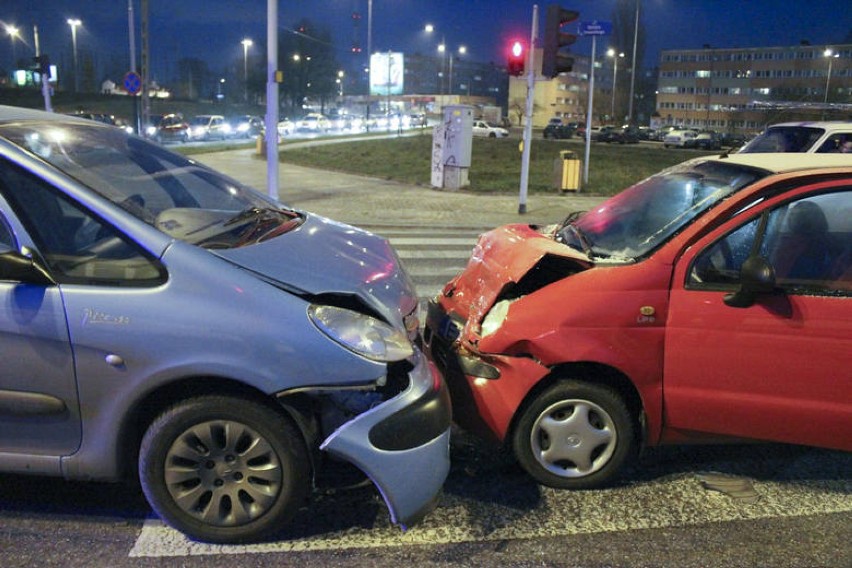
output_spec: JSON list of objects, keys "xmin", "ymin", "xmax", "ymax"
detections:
[{"xmin": 508, "ymin": 40, "xmax": 525, "ymax": 76}]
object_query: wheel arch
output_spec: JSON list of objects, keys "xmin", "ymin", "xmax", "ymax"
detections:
[
  {"xmin": 115, "ymin": 376, "xmax": 319, "ymax": 484},
  {"xmin": 504, "ymin": 362, "xmax": 646, "ymax": 453}
]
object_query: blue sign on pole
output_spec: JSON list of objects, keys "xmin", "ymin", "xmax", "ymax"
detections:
[
  {"xmin": 123, "ymin": 71, "xmax": 142, "ymax": 95},
  {"xmin": 579, "ymin": 21, "xmax": 612, "ymax": 36}
]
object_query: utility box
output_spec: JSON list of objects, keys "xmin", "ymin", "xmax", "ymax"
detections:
[
  {"xmin": 431, "ymin": 105, "xmax": 473, "ymax": 190},
  {"xmin": 553, "ymin": 150, "xmax": 582, "ymax": 192}
]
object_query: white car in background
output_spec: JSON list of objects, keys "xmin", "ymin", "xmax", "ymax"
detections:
[
  {"xmin": 738, "ymin": 121, "xmax": 852, "ymax": 153},
  {"xmin": 472, "ymin": 120, "xmax": 509, "ymax": 138},
  {"xmin": 663, "ymin": 128, "xmax": 699, "ymax": 148}
]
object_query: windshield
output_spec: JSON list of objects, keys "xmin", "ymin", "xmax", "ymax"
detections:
[
  {"xmin": 0, "ymin": 120, "xmax": 302, "ymax": 249},
  {"xmin": 739, "ymin": 126, "xmax": 824, "ymax": 153},
  {"xmin": 557, "ymin": 160, "xmax": 766, "ymax": 261}
]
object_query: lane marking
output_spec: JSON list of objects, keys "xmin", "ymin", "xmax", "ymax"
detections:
[{"xmin": 129, "ymin": 474, "xmax": 852, "ymax": 557}]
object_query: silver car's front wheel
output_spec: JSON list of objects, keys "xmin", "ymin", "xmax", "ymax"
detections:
[
  {"xmin": 139, "ymin": 395, "xmax": 310, "ymax": 543},
  {"xmin": 513, "ymin": 380, "xmax": 636, "ymax": 489}
]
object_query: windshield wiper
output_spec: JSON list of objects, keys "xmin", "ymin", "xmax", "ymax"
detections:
[
  {"xmin": 223, "ymin": 206, "xmax": 279, "ymax": 227},
  {"xmin": 565, "ymin": 223, "xmax": 593, "ymax": 257}
]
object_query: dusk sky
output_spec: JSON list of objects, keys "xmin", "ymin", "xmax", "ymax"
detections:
[{"xmin": 2, "ymin": 1, "xmax": 850, "ymax": 82}]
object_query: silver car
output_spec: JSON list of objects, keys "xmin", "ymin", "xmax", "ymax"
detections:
[{"xmin": 0, "ymin": 106, "xmax": 451, "ymax": 543}]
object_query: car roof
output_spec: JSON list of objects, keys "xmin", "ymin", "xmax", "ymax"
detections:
[
  {"xmin": 764, "ymin": 121, "xmax": 851, "ymax": 130},
  {"xmin": 692, "ymin": 153, "xmax": 852, "ymax": 173}
]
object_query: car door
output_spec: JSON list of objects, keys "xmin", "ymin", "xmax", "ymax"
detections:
[
  {"xmin": 0, "ymin": 158, "xmax": 168, "ymax": 466},
  {"xmin": 0, "ymin": 175, "xmax": 80, "ymax": 462},
  {"xmin": 663, "ymin": 182, "xmax": 851, "ymax": 451}
]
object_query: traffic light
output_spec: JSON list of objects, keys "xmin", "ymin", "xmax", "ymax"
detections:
[
  {"xmin": 542, "ymin": 4, "xmax": 579, "ymax": 77},
  {"xmin": 508, "ymin": 40, "xmax": 525, "ymax": 76},
  {"xmin": 32, "ymin": 54, "xmax": 50, "ymax": 75}
]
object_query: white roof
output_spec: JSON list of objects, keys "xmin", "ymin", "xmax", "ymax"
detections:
[{"xmin": 695, "ymin": 153, "xmax": 852, "ymax": 173}]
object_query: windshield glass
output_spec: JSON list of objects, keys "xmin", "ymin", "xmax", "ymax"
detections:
[
  {"xmin": 0, "ymin": 120, "xmax": 302, "ymax": 249},
  {"xmin": 558, "ymin": 160, "xmax": 766, "ymax": 261}
]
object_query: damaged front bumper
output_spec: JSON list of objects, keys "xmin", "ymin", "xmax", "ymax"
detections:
[
  {"xmin": 319, "ymin": 350, "xmax": 452, "ymax": 529},
  {"xmin": 424, "ymin": 299, "xmax": 549, "ymax": 443}
]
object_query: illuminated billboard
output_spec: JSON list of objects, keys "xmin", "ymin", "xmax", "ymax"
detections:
[{"xmin": 370, "ymin": 52, "xmax": 404, "ymax": 96}]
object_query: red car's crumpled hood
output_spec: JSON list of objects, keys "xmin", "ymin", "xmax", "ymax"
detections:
[{"xmin": 443, "ymin": 224, "xmax": 590, "ymax": 326}]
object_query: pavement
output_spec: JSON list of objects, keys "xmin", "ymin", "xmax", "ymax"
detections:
[{"xmin": 194, "ymin": 147, "xmax": 608, "ymax": 229}]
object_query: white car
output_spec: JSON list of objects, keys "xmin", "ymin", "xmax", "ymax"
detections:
[
  {"xmin": 472, "ymin": 120, "xmax": 509, "ymax": 138},
  {"xmin": 739, "ymin": 121, "xmax": 852, "ymax": 153},
  {"xmin": 663, "ymin": 129, "xmax": 699, "ymax": 148},
  {"xmin": 277, "ymin": 118, "xmax": 294, "ymax": 137}
]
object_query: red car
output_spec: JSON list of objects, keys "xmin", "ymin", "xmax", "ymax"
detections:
[{"xmin": 425, "ymin": 153, "xmax": 851, "ymax": 489}]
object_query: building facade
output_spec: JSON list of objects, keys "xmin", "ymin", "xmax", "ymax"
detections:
[{"xmin": 656, "ymin": 43, "xmax": 851, "ymax": 134}]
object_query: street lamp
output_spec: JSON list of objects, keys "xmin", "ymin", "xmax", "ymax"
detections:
[
  {"xmin": 4, "ymin": 25, "xmax": 20, "ymax": 71},
  {"xmin": 824, "ymin": 48, "xmax": 840, "ymax": 105},
  {"xmin": 241, "ymin": 38, "xmax": 253, "ymax": 102},
  {"xmin": 449, "ymin": 45, "xmax": 466, "ymax": 96},
  {"xmin": 607, "ymin": 49, "xmax": 624, "ymax": 121},
  {"xmin": 67, "ymin": 18, "xmax": 82, "ymax": 92}
]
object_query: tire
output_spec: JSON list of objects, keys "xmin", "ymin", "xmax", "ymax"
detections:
[
  {"xmin": 512, "ymin": 380, "xmax": 636, "ymax": 489},
  {"xmin": 139, "ymin": 395, "xmax": 310, "ymax": 544}
]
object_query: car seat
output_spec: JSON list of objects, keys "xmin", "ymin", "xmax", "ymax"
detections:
[{"xmin": 772, "ymin": 201, "xmax": 836, "ymax": 282}]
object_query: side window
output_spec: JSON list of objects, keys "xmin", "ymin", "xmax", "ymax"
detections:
[
  {"xmin": 0, "ymin": 215, "xmax": 13, "ymax": 248},
  {"xmin": 690, "ymin": 190, "xmax": 851, "ymax": 293},
  {"xmin": 0, "ymin": 161, "xmax": 166, "ymax": 286}
]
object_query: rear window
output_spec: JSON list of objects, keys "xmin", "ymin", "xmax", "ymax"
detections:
[{"xmin": 740, "ymin": 126, "xmax": 824, "ymax": 153}]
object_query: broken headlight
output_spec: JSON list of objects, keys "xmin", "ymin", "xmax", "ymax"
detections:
[{"xmin": 309, "ymin": 304, "xmax": 414, "ymax": 362}]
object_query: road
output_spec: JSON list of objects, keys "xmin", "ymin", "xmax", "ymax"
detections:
[{"xmin": 1, "ymin": 221, "xmax": 850, "ymax": 568}]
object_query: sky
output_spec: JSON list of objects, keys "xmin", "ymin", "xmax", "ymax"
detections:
[{"xmin": 2, "ymin": 0, "xmax": 850, "ymax": 83}]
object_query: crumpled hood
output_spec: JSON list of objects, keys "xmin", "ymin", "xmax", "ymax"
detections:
[
  {"xmin": 213, "ymin": 213, "xmax": 418, "ymax": 330},
  {"xmin": 444, "ymin": 224, "xmax": 590, "ymax": 325}
]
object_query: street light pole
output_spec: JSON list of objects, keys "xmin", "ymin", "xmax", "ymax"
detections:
[
  {"xmin": 823, "ymin": 48, "xmax": 839, "ymax": 105},
  {"xmin": 5, "ymin": 25, "xmax": 19, "ymax": 71},
  {"xmin": 607, "ymin": 49, "xmax": 624, "ymax": 121},
  {"xmin": 242, "ymin": 38, "xmax": 253, "ymax": 102},
  {"xmin": 67, "ymin": 18, "xmax": 81, "ymax": 92},
  {"xmin": 627, "ymin": 0, "xmax": 640, "ymax": 124}
]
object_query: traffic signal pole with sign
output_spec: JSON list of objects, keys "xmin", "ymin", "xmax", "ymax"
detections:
[{"xmin": 578, "ymin": 20, "xmax": 611, "ymax": 185}]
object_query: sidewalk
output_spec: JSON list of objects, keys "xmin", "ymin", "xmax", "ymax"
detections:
[{"xmin": 195, "ymin": 148, "xmax": 607, "ymax": 228}]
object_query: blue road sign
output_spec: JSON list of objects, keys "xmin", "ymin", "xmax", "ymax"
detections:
[
  {"xmin": 123, "ymin": 71, "xmax": 142, "ymax": 95},
  {"xmin": 579, "ymin": 21, "xmax": 612, "ymax": 36}
]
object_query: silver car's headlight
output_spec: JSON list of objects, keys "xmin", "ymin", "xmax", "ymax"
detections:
[{"xmin": 308, "ymin": 305, "xmax": 414, "ymax": 362}]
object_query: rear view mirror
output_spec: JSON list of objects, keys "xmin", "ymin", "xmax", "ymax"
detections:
[
  {"xmin": 0, "ymin": 249, "xmax": 54, "ymax": 285},
  {"xmin": 724, "ymin": 256, "xmax": 776, "ymax": 308}
]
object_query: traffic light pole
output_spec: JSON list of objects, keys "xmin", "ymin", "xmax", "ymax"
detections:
[{"xmin": 518, "ymin": 4, "xmax": 538, "ymax": 215}]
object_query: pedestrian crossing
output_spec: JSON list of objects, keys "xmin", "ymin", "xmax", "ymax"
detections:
[{"xmin": 359, "ymin": 224, "xmax": 491, "ymax": 301}]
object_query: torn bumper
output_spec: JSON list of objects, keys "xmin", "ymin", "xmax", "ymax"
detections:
[
  {"xmin": 319, "ymin": 350, "xmax": 452, "ymax": 529},
  {"xmin": 424, "ymin": 299, "xmax": 549, "ymax": 443}
]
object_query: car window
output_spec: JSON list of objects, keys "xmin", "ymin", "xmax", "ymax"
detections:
[
  {"xmin": 0, "ymin": 159, "xmax": 166, "ymax": 286},
  {"xmin": 689, "ymin": 190, "xmax": 852, "ymax": 294},
  {"xmin": 0, "ymin": 214, "xmax": 13, "ymax": 248},
  {"xmin": 740, "ymin": 126, "xmax": 824, "ymax": 153}
]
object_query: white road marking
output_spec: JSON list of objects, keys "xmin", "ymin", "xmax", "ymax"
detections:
[{"xmin": 129, "ymin": 473, "xmax": 852, "ymax": 557}]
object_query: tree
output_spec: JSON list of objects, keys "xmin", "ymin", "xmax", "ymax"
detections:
[
  {"xmin": 176, "ymin": 58, "xmax": 210, "ymax": 100},
  {"xmin": 278, "ymin": 19, "xmax": 340, "ymax": 115}
]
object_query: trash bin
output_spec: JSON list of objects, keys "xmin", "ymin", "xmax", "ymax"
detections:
[{"xmin": 553, "ymin": 150, "xmax": 581, "ymax": 192}]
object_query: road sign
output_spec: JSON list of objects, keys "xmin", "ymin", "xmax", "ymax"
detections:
[
  {"xmin": 123, "ymin": 71, "xmax": 142, "ymax": 95},
  {"xmin": 579, "ymin": 20, "xmax": 612, "ymax": 36}
]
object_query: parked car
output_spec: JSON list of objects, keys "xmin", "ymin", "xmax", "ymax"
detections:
[
  {"xmin": 683, "ymin": 130, "xmax": 722, "ymax": 150},
  {"xmin": 425, "ymin": 153, "xmax": 851, "ymax": 491},
  {"xmin": 652, "ymin": 125, "xmax": 680, "ymax": 141},
  {"xmin": 228, "ymin": 115, "xmax": 264, "ymax": 139},
  {"xmin": 473, "ymin": 120, "xmax": 509, "ymax": 138},
  {"xmin": 277, "ymin": 117, "xmax": 294, "ymax": 137},
  {"xmin": 145, "ymin": 113, "xmax": 191, "ymax": 144},
  {"xmin": 663, "ymin": 128, "xmax": 699, "ymax": 148},
  {"xmin": 0, "ymin": 106, "xmax": 451, "ymax": 544},
  {"xmin": 409, "ymin": 113, "xmax": 428, "ymax": 127},
  {"xmin": 188, "ymin": 114, "xmax": 229, "ymax": 140},
  {"xmin": 543, "ymin": 122, "xmax": 576, "ymax": 139},
  {"xmin": 738, "ymin": 121, "xmax": 852, "ymax": 154},
  {"xmin": 297, "ymin": 113, "xmax": 331, "ymax": 132},
  {"xmin": 598, "ymin": 125, "xmax": 640, "ymax": 144}
]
